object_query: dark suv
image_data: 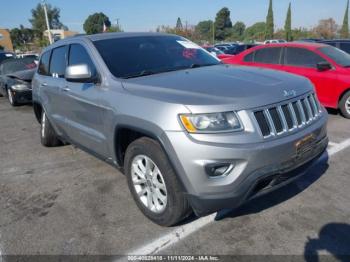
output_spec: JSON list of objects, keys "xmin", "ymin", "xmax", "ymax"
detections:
[{"xmin": 320, "ymin": 39, "xmax": 350, "ymax": 54}]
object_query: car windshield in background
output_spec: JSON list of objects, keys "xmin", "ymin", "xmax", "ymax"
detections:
[
  {"xmin": 319, "ymin": 46, "xmax": 350, "ymax": 67},
  {"xmin": 0, "ymin": 58, "xmax": 37, "ymax": 75},
  {"xmin": 93, "ymin": 35, "xmax": 220, "ymax": 79}
]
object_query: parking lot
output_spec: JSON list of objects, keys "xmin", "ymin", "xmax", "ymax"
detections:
[{"xmin": 0, "ymin": 97, "xmax": 350, "ymax": 258}]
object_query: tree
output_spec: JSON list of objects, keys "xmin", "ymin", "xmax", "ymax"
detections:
[
  {"xmin": 195, "ymin": 20, "xmax": 214, "ymax": 42},
  {"xmin": 29, "ymin": 3, "xmax": 66, "ymax": 39},
  {"xmin": 284, "ymin": 3, "xmax": 292, "ymax": 41},
  {"xmin": 245, "ymin": 22, "xmax": 266, "ymax": 41},
  {"xmin": 314, "ymin": 18, "xmax": 338, "ymax": 39},
  {"xmin": 107, "ymin": 25, "xmax": 123, "ymax": 33},
  {"xmin": 83, "ymin": 12, "xmax": 111, "ymax": 34},
  {"xmin": 176, "ymin": 17, "xmax": 183, "ymax": 30},
  {"xmin": 10, "ymin": 25, "xmax": 35, "ymax": 50},
  {"xmin": 265, "ymin": 0, "xmax": 274, "ymax": 39},
  {"xmin": 341, "ymin": 0, "xmax": 349, "ymax": 38},
  {"xmin": 214, "ymin": 7, "xmax": 233, "ymax": 41},
  {"xmin": 231, "ymin": 21, "xmax": 246, "ymax": 41}
]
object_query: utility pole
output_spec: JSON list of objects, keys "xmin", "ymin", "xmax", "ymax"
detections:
[
  {"xmin": 212, "ymin": 21, "xmax": 215, "ymax": 45},
  {"xmin": 42, "ymin": 0, "xmax": 53, "ymax": 44}
]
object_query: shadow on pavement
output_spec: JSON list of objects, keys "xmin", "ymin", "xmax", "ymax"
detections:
[
  {"xmin": 304, "ymin": 223, "xmax": 350, "ymax": 262},
  {"xmin": 215, "ymin": 152, "xmax": 329, "ymax": 221}
]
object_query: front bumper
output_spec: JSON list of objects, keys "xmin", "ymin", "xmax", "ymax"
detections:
[
  {"xmin": 12, "ymin": 89, "xmax": 32, "ymax": 104},
  {"xmin": 163, "ymin": 112, "xmax": 328, "ymax": 216}
]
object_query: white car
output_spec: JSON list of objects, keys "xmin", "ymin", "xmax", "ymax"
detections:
[{"xmin": 264, "ymin": 39, "xmax": 287, "ymax": 44}]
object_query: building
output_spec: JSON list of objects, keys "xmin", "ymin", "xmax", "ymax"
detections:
[
  {"xmin": 44, "ymin": 29, "xmax": 79, "ymax": 42},
  {"xmin": 0, "ymin": 28, "xmax": 14, "ymax": 51}
]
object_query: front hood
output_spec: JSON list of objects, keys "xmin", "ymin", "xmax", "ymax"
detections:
[
  {"xmin": 122, "ymin": 64, "xmax": 313, "ymax": 113},
  {"xmin": 7, "ymin": 68, "xmax": 36, "ymax": 82}
]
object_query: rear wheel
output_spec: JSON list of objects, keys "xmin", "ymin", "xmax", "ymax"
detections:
[
  {"xmin": 124, "ymin": 137, "xmax": 191, "ymax": 226},
  {"xmin": 40, "ymin": 111, "xmax": 62, "ymax": 147},
  {"xmin": 339, "ymin": 91, "xmax": 350, "ymax": 119},
  {"xmin": 7, "ymin": 89, "xmax": 18, "ymax": 106}
]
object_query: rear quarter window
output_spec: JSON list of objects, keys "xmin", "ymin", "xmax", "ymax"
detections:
[
  {"xmin": 243, "ymin": 52, "xmax": 254, "ymax": 62},
  {"xmin": 38, "ymin": 51, "xmax": 51, "ymax": 76}
]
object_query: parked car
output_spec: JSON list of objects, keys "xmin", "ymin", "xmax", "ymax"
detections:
[
  {"xmin": 319, "ymin": 39, "xmax": 350, "ymax": 54},
  {"xmin": 264, "ymin": 39, "xmax": 287, "ymax": 44},
  {"xmin": 202, "ymin": 46, "xmax": 234, "ymax": 59},
  {"xmin": 0, "ymin": 58, "xmax": 36, "ymax": 106},
  {"xmin": 214, "ymin": 44, "xmax": 238, "ymax": 55},
  {"xmin": 233, "ymin": 44, "xmax": 260, "ymax": 55},
  {"xmin": 32, "ymin": 33, "xmax": 328, "ymax": 226},
  {"xmin": 223, "ymin": 42, "xmax": 350, "ymax": 118},
  {"xmin": 0, "ymin": 51, "xmax": 15, "ymax": 64},
  {"xmin": 296, "ymin": 38, "xmax": 323, "ymax": 43}
]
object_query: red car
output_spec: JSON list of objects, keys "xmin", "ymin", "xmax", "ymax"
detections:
[{"xmin": 223, "ymin": 42, "xmax": 350, "ymax": 118}]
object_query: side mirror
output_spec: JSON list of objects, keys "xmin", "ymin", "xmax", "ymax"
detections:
[
  {"xmin": 317, "ymin": 61, "xmax": 332, "ymax": 72},
  {"xmin": 65, "ymin": 64, "xmax": 94, "ymax": 83}
]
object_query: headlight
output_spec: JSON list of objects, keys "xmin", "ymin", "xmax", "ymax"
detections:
[
  {"xmin": 11, "ymin": 84, "xmax": 30, "ymax": 91},
  {"xmin": 180, "ymin": 112, "xmax": 243, "ymax": 133}
]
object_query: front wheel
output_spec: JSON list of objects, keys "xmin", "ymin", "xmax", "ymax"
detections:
[
  {"xmin": 124, "ymin": 137, "xmax": 191, "ymax": 226},
  {"xmin": 7, "ymin": 89, "xmax": 17, "ymax": 106},
  {"xmin": 40, "ymin": 111, "xmax": 62, "ymax": 147},
  {"xmin": 339, "ymin": 91, "xmax": 350, "ymax": 119}
]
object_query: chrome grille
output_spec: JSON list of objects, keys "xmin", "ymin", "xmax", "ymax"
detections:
[{"xmin": 254, "ymin": 93, "xmax": 322, "ymax": 138}]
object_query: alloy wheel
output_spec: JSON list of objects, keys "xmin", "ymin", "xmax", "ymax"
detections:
[{"xmin": 131, "ymin": 155, "xmax": 167, "ymax": 213}]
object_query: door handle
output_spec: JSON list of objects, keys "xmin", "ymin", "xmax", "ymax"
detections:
[
  {"xmin": 62, "ymin": 87, "xmax": 70, "ymax": 92},
  {"xmin": 40, "ymin": 83, "xmax": 47, "ymax": 87}
]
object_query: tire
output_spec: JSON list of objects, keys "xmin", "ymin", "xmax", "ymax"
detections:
[
  {"xmin": 40, "ymin": 110, "xmax": 62, "ymax": 147},
  {"xmin": 7, "ymin": 89, "xmax": 18, "ymax": 106},
  {"xmin": 124, "ymin": 137, "xmax": 191, "ymax": 226},
  {"xmin": 339, "ymin": 91, "xmax": 350, "ymax": 119}
]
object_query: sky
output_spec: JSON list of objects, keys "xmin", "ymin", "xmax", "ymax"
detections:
[{"xmin": 0, "ymin": 0, "xmax": 347, "ymax": 33}]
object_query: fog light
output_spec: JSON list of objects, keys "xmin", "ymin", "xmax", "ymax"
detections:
[{"xmin": 205, "ymin": 163, "xmax": 234, "ymax": 178}]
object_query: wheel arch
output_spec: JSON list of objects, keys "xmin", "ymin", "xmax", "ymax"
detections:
[
  {"xmin": 113, "ymin": 121, "xmax": 193, "ymax": 195},
  {"xmin": 338, "ymin": 88, "xmax": 350, "ymax": 106}
]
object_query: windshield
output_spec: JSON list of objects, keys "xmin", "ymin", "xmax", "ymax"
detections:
[
  {"xmin": 0, "ymin": 58, "xmax": 36, "ymax": 75},
  {"xmin": 319, "ymin": 46, "xmax": 350, "ymax": 67},
  {"xmin": 93, "ymin": 35, "xmax": 220, "ymax": 79}
]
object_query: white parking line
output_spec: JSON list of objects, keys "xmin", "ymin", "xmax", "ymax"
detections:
[
  {"xmin": 0, "ymin": 233, "xmax": 3, "ymax": 262},
  {"xmin": 124, "ymin": 138, "xmax": 350, "ymax": 257},
  {"xmin": 328, "ymin": 138, "xmax": 350, "ymax": 156},
  {"xmin": 328, "ymin": 141, "xmax": 339, "ymax": 147}
]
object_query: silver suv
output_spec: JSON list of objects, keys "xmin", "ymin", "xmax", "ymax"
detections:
[{"xmin": 32, "ymin": 33, "xmax": 328, "ymax": 226}]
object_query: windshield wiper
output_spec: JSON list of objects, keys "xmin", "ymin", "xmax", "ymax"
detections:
[
  {"xmin": 123, "ymin": 70, "xmax": 156, "ymax": 79},
  {"xmin": 189, "ymin": 63, "xmax": 219, "ymax": 68}
]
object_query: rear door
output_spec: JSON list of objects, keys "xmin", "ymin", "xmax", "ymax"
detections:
[
  {"xmin": 282, "ymin": 47, "xmax": 339, "ymax": 107},
  {"xmin": 43, "ymin": 45, "xmax": 70, "ymax": 135},
  {"xmin": 61, "ymin": 43, "xmax": 109, "ymax": 157}
]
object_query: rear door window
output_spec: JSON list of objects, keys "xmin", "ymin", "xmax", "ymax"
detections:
[
  {"xmin": 284, "ymin": 47, "xmax": 326, "ymax": 68},
  {"xmin": 38, "ymin": 51, "xmax": 51, "ymax": 76},
  {"xmin": 253, "ymin": 47, "xmax": 282, "ymax": 64},
  {"xmin": 49, "ymin": 46, "xmax": 68, "ymax": 78}
]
